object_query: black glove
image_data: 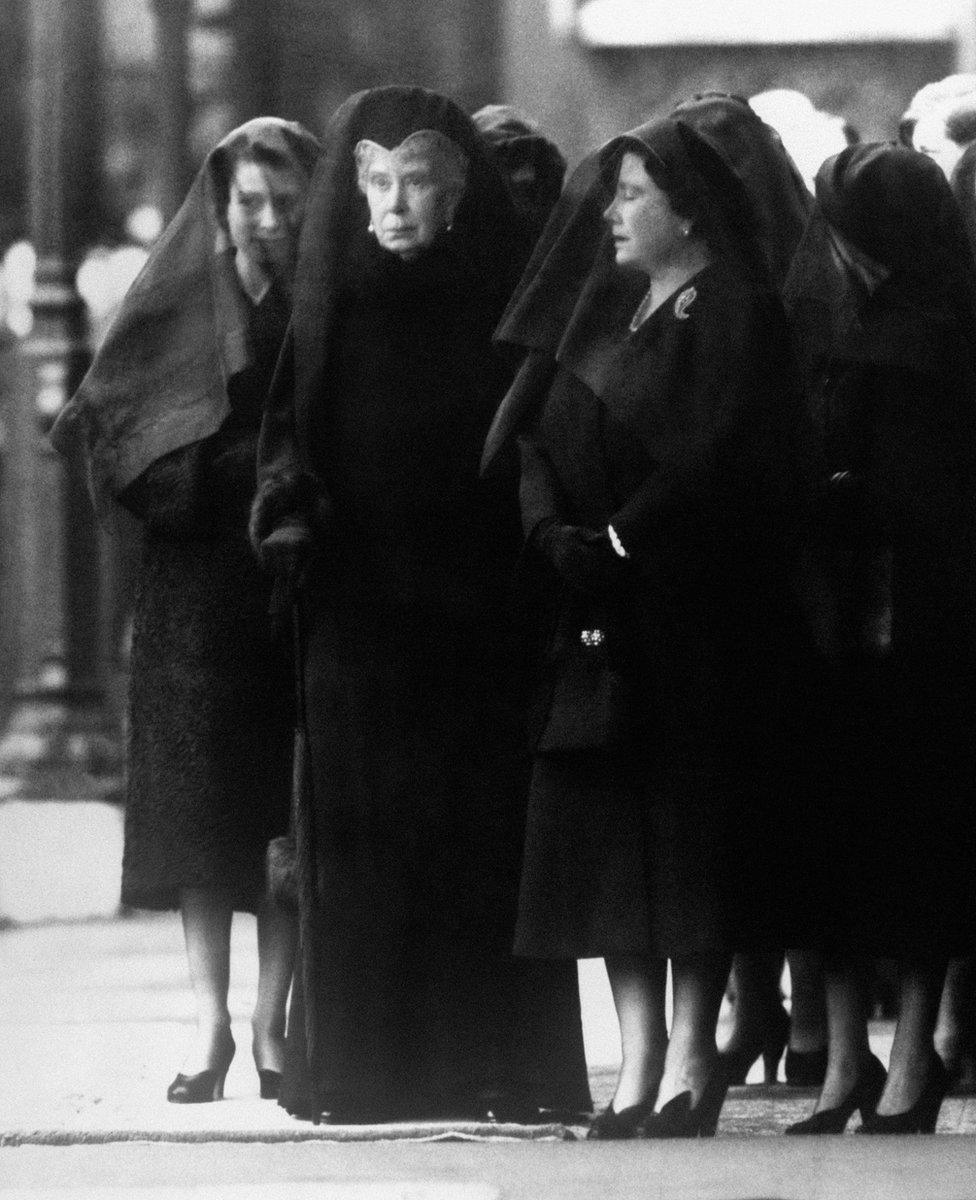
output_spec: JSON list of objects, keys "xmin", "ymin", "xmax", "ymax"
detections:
[
  {"xmin": 535, "ymin": 521, "xmax": 628, "ymax": 594},
  {"xmin": 256, "ymin": 516, "xmax": 315, "ymax": 588}
]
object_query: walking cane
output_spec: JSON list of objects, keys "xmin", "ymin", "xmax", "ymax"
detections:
[{"xmin": 264, "ymin": 524, "xmax": 318, "ymax": 912}]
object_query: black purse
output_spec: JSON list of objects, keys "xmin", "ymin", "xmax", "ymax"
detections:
[{"xmin": 536, "ymin": 599, "xmax": 632, "ymax": 755}]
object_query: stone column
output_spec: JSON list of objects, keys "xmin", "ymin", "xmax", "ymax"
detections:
[
  {"xmin": 151, "ymin": 0, "xmax": 193, "ymax": 222},
  {"xmin": 0, "ymin": 0, "xmax": 124, "ymax": 921}
]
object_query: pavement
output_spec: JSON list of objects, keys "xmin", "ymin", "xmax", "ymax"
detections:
[{"xmin": 1, "ymin": 911, "xmax": 974, "ymax": 1198}]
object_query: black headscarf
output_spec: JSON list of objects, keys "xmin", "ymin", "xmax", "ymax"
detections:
[
  {"xmin": 49, "ymin": 117, "xmax": 320, "ymax": 518},
  {"xmin": 482, "ymin": 113, "xmax": 774, "ymax": 468},
  {"xmin": 810, "ymin": 143, "xmax": 976, "ymax": 373},
  {"xmin": 261, "ymin": 86, "xmax": 528, "ymax": 473},
  {"xmin": 670, "ymin": 92, "xmax": 813, "ymax": 294},
  {"xmin": 471, "ymin": 103, "xmax": 567, "ymax": 237}
]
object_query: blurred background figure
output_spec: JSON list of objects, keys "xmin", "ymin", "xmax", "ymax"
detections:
[
  {"xmin": 472, "ymin": 103, "xmax": 567, "ymax": 239},
  {"xmin": 749, "ymin": 89, "xmax": 857, "ymax": 194},
  {"xmin": 900, "ymin": 73, "xmax": 976, "ymax": 179}
]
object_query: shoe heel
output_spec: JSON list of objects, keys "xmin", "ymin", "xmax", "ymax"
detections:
[
  {"xmin": 762, "ymin": 1043, "xmax": 783, "ymax": 1084},
  {"xmin": 856, "ymin": 1053, "xmax": 887, "ymax": 1123},
  {"xmin": 166, "ymin": 1029, "xmax": 235, "ymax": 1104},
  {"xmin": 257, "ymin": 1069, "xmax": 282, "ymax": 1100}
]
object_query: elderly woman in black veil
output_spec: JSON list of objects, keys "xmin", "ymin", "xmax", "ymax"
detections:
[
  {"xmin": 250, "ymin": 85, "xmax": 590, "ymax": 1125},
  {"xmin": 50, "ymin": 119, "xmax": 320, "ymax": 1102},
  {"xmin": 483, "ymin": 114, "xmax": 813, "ymax": 1138},
  {"xmin": 782, "ymin": 144, "xmax": 976, "ymax": 1134}
]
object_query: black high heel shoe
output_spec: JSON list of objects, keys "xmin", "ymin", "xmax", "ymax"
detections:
[
  {"xmin": 784, "ymin": 1045, "xmax": 828, "ymax": 1087},
  {"xmin": 857, "ymin": 1054, "xmax": 949, "ymax": 1135},
  {"xmin": 720, "ymin": 1003, "xmax": 789, "ymax": 1085},
  {"xmin": 167, "ymin": 1028, "xmax": 235, "ymax": 1103},
  {"xmin": 253, "ymin": 1033, "xmax": 285, "ymax": 1099},
  {"xmin": 640, "ymin": 1068, "xmax": 730, "ymax": 1139},
  {"xmin": 784, "ymin": 1052, "xmax": 886, "ymax": 1134},
  {"xmin": 586, "ymin": 1097, "xmax": 656, "ymax": 1140},
  {"xmin": 257, "ymin": 1069, "xmax": 282, "ymax": 1100}
]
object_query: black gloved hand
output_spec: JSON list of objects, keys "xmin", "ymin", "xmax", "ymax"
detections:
[
  {"xmin": 535, "ymin": 521, "xmax": 628, "ymax": 595},
  {"xmin": 257, "ymin": 516, "xmax": 315, "ymax": 588}
]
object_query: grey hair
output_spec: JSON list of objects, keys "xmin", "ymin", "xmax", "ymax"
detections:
[{"xmin": 353, "ymin": 130, "xmax": 469, "ymax": 196}]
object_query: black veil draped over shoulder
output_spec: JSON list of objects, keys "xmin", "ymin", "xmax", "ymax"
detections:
[
  {"xmin": 50, "ymin": 117, "xmax": 320, "ymax": 520},
  {"xmin": 255, "ymin": 86, "xmax": 590, "ymax": 1123}
]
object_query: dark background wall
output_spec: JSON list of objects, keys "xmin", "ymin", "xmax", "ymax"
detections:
[{"xmin": 275, "ymin": 0, "xmax": 502, "ymax": 131}]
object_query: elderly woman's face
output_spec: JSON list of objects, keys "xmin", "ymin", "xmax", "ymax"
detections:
[
  {"xmin": 604, "ymin": 152, "xmax": 688, "ymax": 275},
  {"xmin": 226, "ymin": 159, "xmax": 307, "ymax": 275},
  {"xmin": 911, "ymin": 110, "xmax": 968, "ymax": 180},
  {"xmin": 363, "ymin": 148, "xmax": 459, "ymax": 259}
]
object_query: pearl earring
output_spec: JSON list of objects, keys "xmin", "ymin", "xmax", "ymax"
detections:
[
  {"xmin": 367, "ymin": 221, "xmax": 375, "ymax": 234},
  {"xmin": 682, "ymin": 225, "xmax": 691, "ymax": 238}
]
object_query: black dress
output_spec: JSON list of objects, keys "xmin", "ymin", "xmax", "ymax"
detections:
[
  {"xmin": 120, "ymin": 289, "xmax": 293, "ymax": 913},
  {"xmin": 253, "ymin": 87, "xmax": 592, "ymax": 1122},
  {"xmin": 515, "ymin": 261, "xmax": 812, "ymax": 960}
]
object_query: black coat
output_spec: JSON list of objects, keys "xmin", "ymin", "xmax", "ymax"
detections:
[
  {"xmin": 800, "ymin": 350, "xmax": 976, "ymax": 956},
  {"xmin": 789, "ymin": 144, "xmax": 976, "ymax": 956},
  {"xmin": 121, "ymin": 294, "xmax": 294, "ymax": 913},
  {"xmin": 48, "ymin": 119, "xmax": 320, "ymax": 914},
  {"xmin": 515, "ymin": 261, "xmax": 814, "ymax": 958}
]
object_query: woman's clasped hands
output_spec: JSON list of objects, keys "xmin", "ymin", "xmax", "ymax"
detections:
[{"xmin": 534, "ymin": 519, "xmax": 629, "ymax": 595}]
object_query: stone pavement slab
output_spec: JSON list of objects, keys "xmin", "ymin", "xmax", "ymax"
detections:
[{"xmin": 3, "ymin": 1137, "xmax": 976, "ymax": 1200}]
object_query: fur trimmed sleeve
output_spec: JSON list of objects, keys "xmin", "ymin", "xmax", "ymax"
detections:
[
  {"xmin": 250, "ymin": 321, "xmax": 335, "ymax": 559},
  {"xmin": 248, "ymin": 467, "xmax": 334, "ymax": 555}
]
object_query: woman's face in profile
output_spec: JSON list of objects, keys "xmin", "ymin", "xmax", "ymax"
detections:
[
  {"xmin": 227, "ymin": 159, "xmax": 307, "ymax": 277},
  {"xmin": 362, "ymin": 148, "xmax": 458, "ymax": 260},
  {"xmin": 604, "ymin": 151, "xmax": 687, "ymax": 275}
]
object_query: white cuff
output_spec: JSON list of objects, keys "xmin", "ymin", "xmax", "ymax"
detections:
[{"xmin": 607, "ymin": 524, "xmax": 629, "ymax": 559}]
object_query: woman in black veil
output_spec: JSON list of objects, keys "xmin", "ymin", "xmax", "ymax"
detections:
[
  {"xmin": 250, "ymin": 85, "xmax": 590, "ymax": 1125},
  {"xmin": 485, "ymin": 113, "xmax": 813, "ymax": 1137},
  {"xmin": 50, "ymin": 119, "xmax": 320, "ymax": 1103},
  {"xmin": 783, "ymin": 144, "xmax": 976, "ymax": 1134}
]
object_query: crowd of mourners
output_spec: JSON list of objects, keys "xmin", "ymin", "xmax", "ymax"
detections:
[{"xmin": 50, "ymin": 74, "xmax": 976, "ymax": 1138}]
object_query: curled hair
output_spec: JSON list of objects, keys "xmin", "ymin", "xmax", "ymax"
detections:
[{"xmin": 353, "ymin": 130, "xmax": 469, "ymax": 197}]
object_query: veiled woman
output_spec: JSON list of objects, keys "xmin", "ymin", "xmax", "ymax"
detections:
[
  {"xmin": 484, "ymin": 114, "xmax": 813, "ymax": 1137},
  {"xmin": 250, "ymin": 85, "xmax": 590, "ymax": 1125},
  {"xmin": 783, "ymin": 144, "xmax": 976, "ymax": 1134},
  {"xmin": 671, "ymin": 92, "xmax": 832, "ymax": 1090},
  {"xmin": 50, "ymin": 119, "xmax": 320, "ymax": 1101}
]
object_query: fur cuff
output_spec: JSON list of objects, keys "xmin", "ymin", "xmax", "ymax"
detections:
[
  {"xmin": 249, "ymin": 469, "xmax": 333, "ymax": 557},
  {"xmin": 266, "ymin": 835, "xmax": 297, "ymax": 909}
]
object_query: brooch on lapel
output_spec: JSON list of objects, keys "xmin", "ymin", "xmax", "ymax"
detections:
[{"xmin": 674, "ymin": 286, "xmax": 697, "ymax": 320}]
